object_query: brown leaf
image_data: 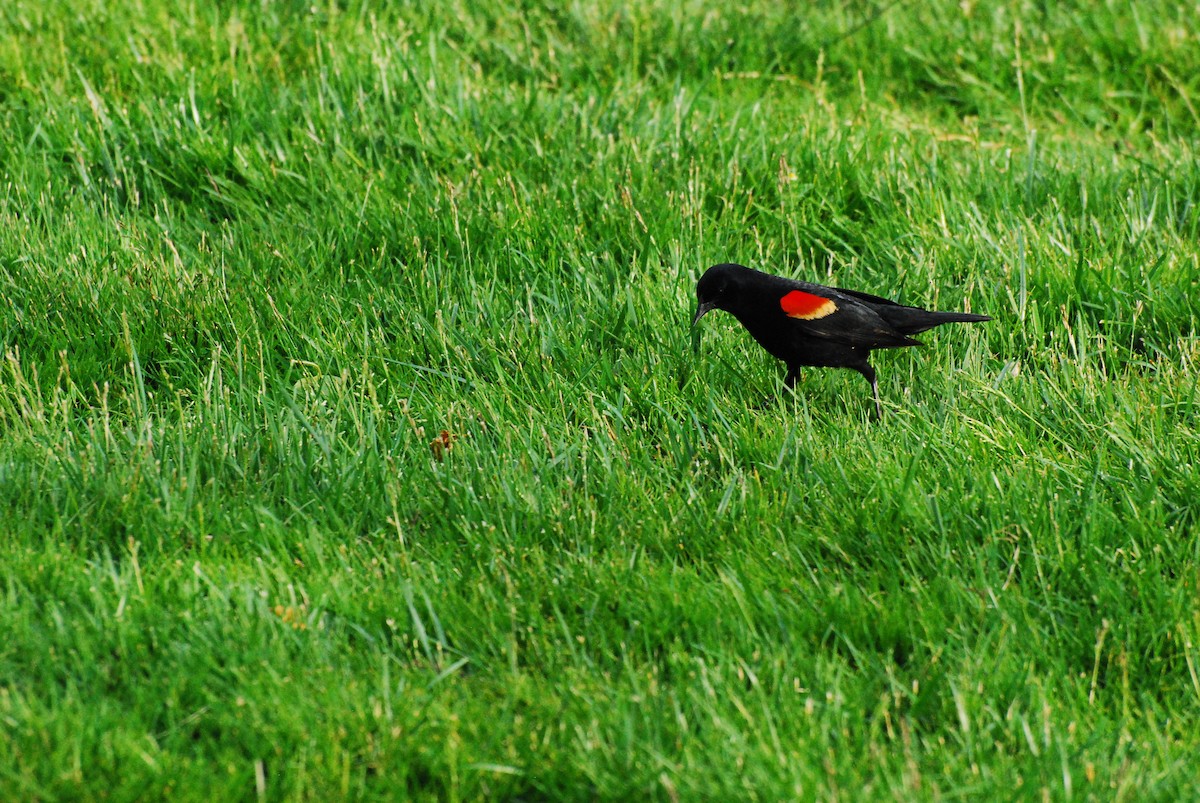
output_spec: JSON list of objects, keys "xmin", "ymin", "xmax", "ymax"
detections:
[{"xmin": 430, "ymin": 429, "xmax": 459, "ymax": 461}]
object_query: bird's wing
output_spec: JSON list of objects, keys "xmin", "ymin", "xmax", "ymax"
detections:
[{"xmin": 778, "ymin": 284, "xmax": 921, "ymax": 348}]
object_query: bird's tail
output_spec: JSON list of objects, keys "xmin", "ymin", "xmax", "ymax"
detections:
[{"xmin": 881, "ymin": 309, "xmax": 991, "ymax": 335}]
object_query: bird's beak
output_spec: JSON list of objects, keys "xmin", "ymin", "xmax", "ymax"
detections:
[{"xmin": 692, "ymin": 301, "xmax": 715, "ymax": 326}]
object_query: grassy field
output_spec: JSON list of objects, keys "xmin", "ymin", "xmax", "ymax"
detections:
[{"xmin": 2, "ymin": 0, "xmax": 1200, "ymax": 799}]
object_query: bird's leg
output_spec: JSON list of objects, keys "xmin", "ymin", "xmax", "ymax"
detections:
[
  {"xmin": 856, "ymin": 363, "xmax": 882, "ymax": 420},
  {"xmin": 755, "ymin": 366, "xmax": 799, "ymax": 409}
]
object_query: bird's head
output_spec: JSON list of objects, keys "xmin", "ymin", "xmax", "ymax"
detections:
[{"xmin": 692, "ymin": 263, "xmax": 746, "ymax": 325}]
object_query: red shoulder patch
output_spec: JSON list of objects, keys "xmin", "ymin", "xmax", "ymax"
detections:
[{"xmin": 780, "ymin": 290, "xmax": 837, "ymax": 320}]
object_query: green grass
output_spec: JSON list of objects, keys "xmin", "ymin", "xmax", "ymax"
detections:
[{"xmin": 2, "ymin": 0, "xmax": 1200, "ymax": 799}]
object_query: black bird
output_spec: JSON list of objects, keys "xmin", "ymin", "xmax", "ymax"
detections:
[{"xmin": 692, "ymin": 262, "xmax": 990, "ymax": 417}]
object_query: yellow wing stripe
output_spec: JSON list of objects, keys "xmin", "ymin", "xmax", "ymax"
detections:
[{"xmin": 781, "ymin": 290, "xmax": 838, "ymax": 320}]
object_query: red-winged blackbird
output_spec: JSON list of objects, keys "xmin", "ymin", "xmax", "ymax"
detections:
[{"xmin": 693, "ymin": 262, "xmax": 990, "ymax": 416}]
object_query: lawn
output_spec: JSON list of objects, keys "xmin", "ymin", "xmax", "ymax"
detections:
[{"xmin": 2, "ymin": 0, "xmax": 1200, "ymax": 799}]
